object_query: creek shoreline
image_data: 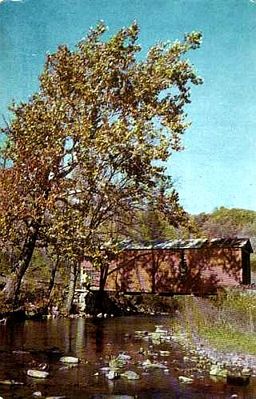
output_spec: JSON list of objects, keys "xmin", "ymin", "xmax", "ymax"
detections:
[{"xmin": 168, "ymin": 324, "xmax": 256, "ymax": 378}]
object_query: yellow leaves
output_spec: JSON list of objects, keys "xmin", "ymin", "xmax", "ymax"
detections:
[
  {"xmin": 184, "ymin": 31, "xmax": 202, "ymax": 50},
  {"xmin": 0, "ymin": 23, "xmax": 202, "ymax": 264}
]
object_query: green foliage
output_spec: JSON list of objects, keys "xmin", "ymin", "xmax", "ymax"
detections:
[
  {"xmin": 128, "ymin": 200, "xmax": 198, "ymax": 243},
  {"xmin": 0, "ymin": 251, "xmax": 11, "ymax": 275},
  {"xmin": 29, "ymin": 249, "xmax": 51, "ymax": 280},
  {"xmin": 178, "ymin": 291, "xmax": 256, "ymax": 355},
  {"xmin": 202, "ymin": 326, "xmax": 256, "ymax": 355},
  {"xmin": 195, "ymin": 207, "xmax": 256, "ymax": 239},
  {"xmin": 250, "ymin": 254, "xmax": 256, "ymax": 272}
]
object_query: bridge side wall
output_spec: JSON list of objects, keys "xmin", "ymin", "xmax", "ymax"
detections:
[
  {"xmin": 81, "ymin": 247, "xmax": 243, "ymax": 294},
  {"xmin": 105, "ymin": 247, "xmax": 243, "ymax": 294}
]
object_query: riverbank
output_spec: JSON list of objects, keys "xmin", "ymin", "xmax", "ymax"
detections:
[{"xmin": 170, "ymin": 290, "xmax": 256, "ymax": 378}]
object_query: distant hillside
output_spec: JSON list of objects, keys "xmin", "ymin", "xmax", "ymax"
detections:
[
  {"xmin": 194, "ymin": 207, "xmax": 256, "ymax": 272},
  {"xmin": 194, "ymin": 207, "xmax": 256, "ymax": 240}
]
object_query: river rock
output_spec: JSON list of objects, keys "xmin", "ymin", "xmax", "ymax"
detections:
[
  {"xmin": 159, "ymin": 350, "xmax": 170, "ymax": 357},
  {"xmin": 155, "ymin": 326, "xmax": 168, "ymax": 335},
  {"xmin": 27, "ymin": 369, "xmax": 49, "ymax": 379},
  {"xmin": 121, "ymin": 370, "xmax": 140, "ymax": 380},
  {"xmin": 209, "ymin": 365, "xmax": 228, "ymax": 378},
  {"xmin": 106, "ymin": 370, "xmax": 119, "ymax": 380},
  {"xmin": 100, "ymin": 367, "xmax": 111, "ymax": 373},
  {"xmin": 0, "ymin": 379, "xmax": 24, "ymax": 385},
  {"xmin": 32, "ymin": 392, "xmax": 43, "ymax": 397},
  {"xmin": 150, "ymin": 332, "xmax": 162, "ymax": 342},
  {"xmin": 178, "ymin": 376, "xmax": 194, "ymax": 384},
  {"xmin": 241, "ymin": 367, "xmax": 251, "ymax": 376},
  {"xmin": 46, "ymin": 396, "xmax": 66, "ymax": 399},
  {"xmin": 59, "ymin": 356, "xmax": 80, "ymax": 364},
  {"xmin": 134, "ymin": 330, "xmax": 148, "ymax": 337},
  {"xmin": 142, "ymin": 359, "xmax": 166, "ymax": 369},
  {"xmin": 117, "ymin": 353, "xmax": 131, "ymax": 362}
]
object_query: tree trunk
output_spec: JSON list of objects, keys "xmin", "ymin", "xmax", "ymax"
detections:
[
  {"xmin": 99, "ymin": 263, "xmax": 109, "ymax": 292},
  {"xmin": 3, "ymin": 226, "xmax": 38, "ymax": 306},
  {"xmin": 47, "ymin": 255, "xmax": 60, "ymax": 300},
  {"xmin": 64, "ymin": 262, "xmax": 79, "ymax": 315}
]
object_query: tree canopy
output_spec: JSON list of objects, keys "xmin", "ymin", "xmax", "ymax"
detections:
[{"xmin": 0, "ymin": 22, "xmax": 202, "ymax": 306}]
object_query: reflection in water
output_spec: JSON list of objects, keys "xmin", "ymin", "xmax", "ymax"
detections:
[
  {"xmin": 0, "ymin": 316, "xmax": 255, "ymax": 399},
  {"xmin": 95, "ymin": 321, "xmax": 104, "ymax": 354}
]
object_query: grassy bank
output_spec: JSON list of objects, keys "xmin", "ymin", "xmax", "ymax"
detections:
[{"xmin": 176, "ymin": 289, "xmax": 256, "ymax": 355}]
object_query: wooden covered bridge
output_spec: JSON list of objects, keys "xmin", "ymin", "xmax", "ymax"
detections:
[{"xmin": 80, "ymin": 238, "xmax": 253, "ymax": 296}]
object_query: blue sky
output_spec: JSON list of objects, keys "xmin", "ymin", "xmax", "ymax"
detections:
[{"xmin": 1, "ymin": 0, "xmax": 256, "ymax": 214}]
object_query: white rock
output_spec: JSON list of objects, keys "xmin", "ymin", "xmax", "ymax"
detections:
[
  {"xmin": 179, "ymin": 375, "xmax": 193, "ymax": 384},
  {"xmin": 59, "ymin": 356, "xmax": 79, "ymax": 364},
  {"xmin": 209, "ymin": 365, "xmax": 228, "ymax": 378},
  {"xmin": 159, "ymin": 350, "xmax": 170, "ymax": 357},
  {"xmin": 0, "ymin": 379, "xmax": 24, "ymax": 385},
  {"xmin": 117, "ymin": 353, "xmax": 132, "ymax": 361},
  {"xmin": 106, "ymin": 370, "xmax": 119, "ymax": 380},
  {"xmin": 27, "ymin": 369, "xmax": 49, "ymax": 379},
  {"xmin": 142, "ymin": 359, "xmax": 166, "ymax": 369},
  {"xmin": 32, "ymin": 392, "xmax": 43, "ymax": 397},
  {"xmin": 121, "ymin": 370, "xmax": 140, "ymax": 380},
  {"xmin": 155, "ymin": 326, "xmax": 168, "ymax": 335},
  {"xmin": 241, "ymin": 367, "xmax": 251, "ymax": 376},
  {"xmin": 100, "ymin": 367, "xmax": 110, "ymax": 373},
  {"xmin": 46, "ymin": 396, "xmax": 66, "ymax": 399}
]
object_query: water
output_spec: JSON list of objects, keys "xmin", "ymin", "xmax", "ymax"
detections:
[{"xmin": 0, "ymin": 316, "xmax": 255, "ymax": 399}]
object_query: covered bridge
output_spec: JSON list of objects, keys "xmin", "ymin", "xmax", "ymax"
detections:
[{"xmin": 81, "ymin": 238, "xmax": 253, "ymax": 295}]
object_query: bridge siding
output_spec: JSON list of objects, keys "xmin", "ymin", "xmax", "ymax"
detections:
[
  {"xmin": 105, "ymin": 247, "xmax": 242, "ymax": 295},
  {"xmin": 81, "ymin": 243, "xmax": 249, "ymax": 295}
]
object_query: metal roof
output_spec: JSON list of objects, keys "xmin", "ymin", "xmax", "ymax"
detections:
[{"xmin": 121, "ymin": 238, "xmax": 253, "ymax": 252}]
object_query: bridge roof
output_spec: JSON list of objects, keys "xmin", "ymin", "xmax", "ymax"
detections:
[{"xmin": 121, "ymin": 238, "xmax": 253, "ymax": 252}]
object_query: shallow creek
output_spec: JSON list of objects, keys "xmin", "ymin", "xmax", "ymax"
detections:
[{"xmin": 0, "ymin": 316, "xmax": 255, "ymax": 399}]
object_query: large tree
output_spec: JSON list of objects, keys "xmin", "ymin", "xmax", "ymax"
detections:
[{"xmin": 0, "ymin": 23, "xmax": 202, "ymax": 306}]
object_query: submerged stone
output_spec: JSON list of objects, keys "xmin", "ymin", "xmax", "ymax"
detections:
[
  {"xmin": 0, "ymin": 379, "xmax": 24, "ymax": 385},
  {"xmin": 27, "ymin": 369, "xmax": 49, "ymax": 379},
  {"xmin": 209, "ymin": 365, "xmax": 228, "ymax": 378},
  {"xmin": 59, "ymin": 356, "xmax": 79, "ymax": 364},
  {"xmin": 46, "ymin": 396, "xmax": 66, "ymax": 399},
  {"xmin": 142, "ymin": 359, "xmax": 167, "ymax": 369},
  {"xmin": 121, "ymin": 370, "xmax": 140, "ymax": 380},
  {"xmin": 178, "ymin": 375, "xmax": 194, "ymax": 384}
]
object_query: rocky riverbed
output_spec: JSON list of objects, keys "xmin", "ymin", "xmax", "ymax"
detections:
[
  {"xmin": 0, "ymin": 316, "xmax": 255, "ymax": 399},
  {"xmin": 134, "ymin": 324, "xmax": 256, "ymax": 384}
]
